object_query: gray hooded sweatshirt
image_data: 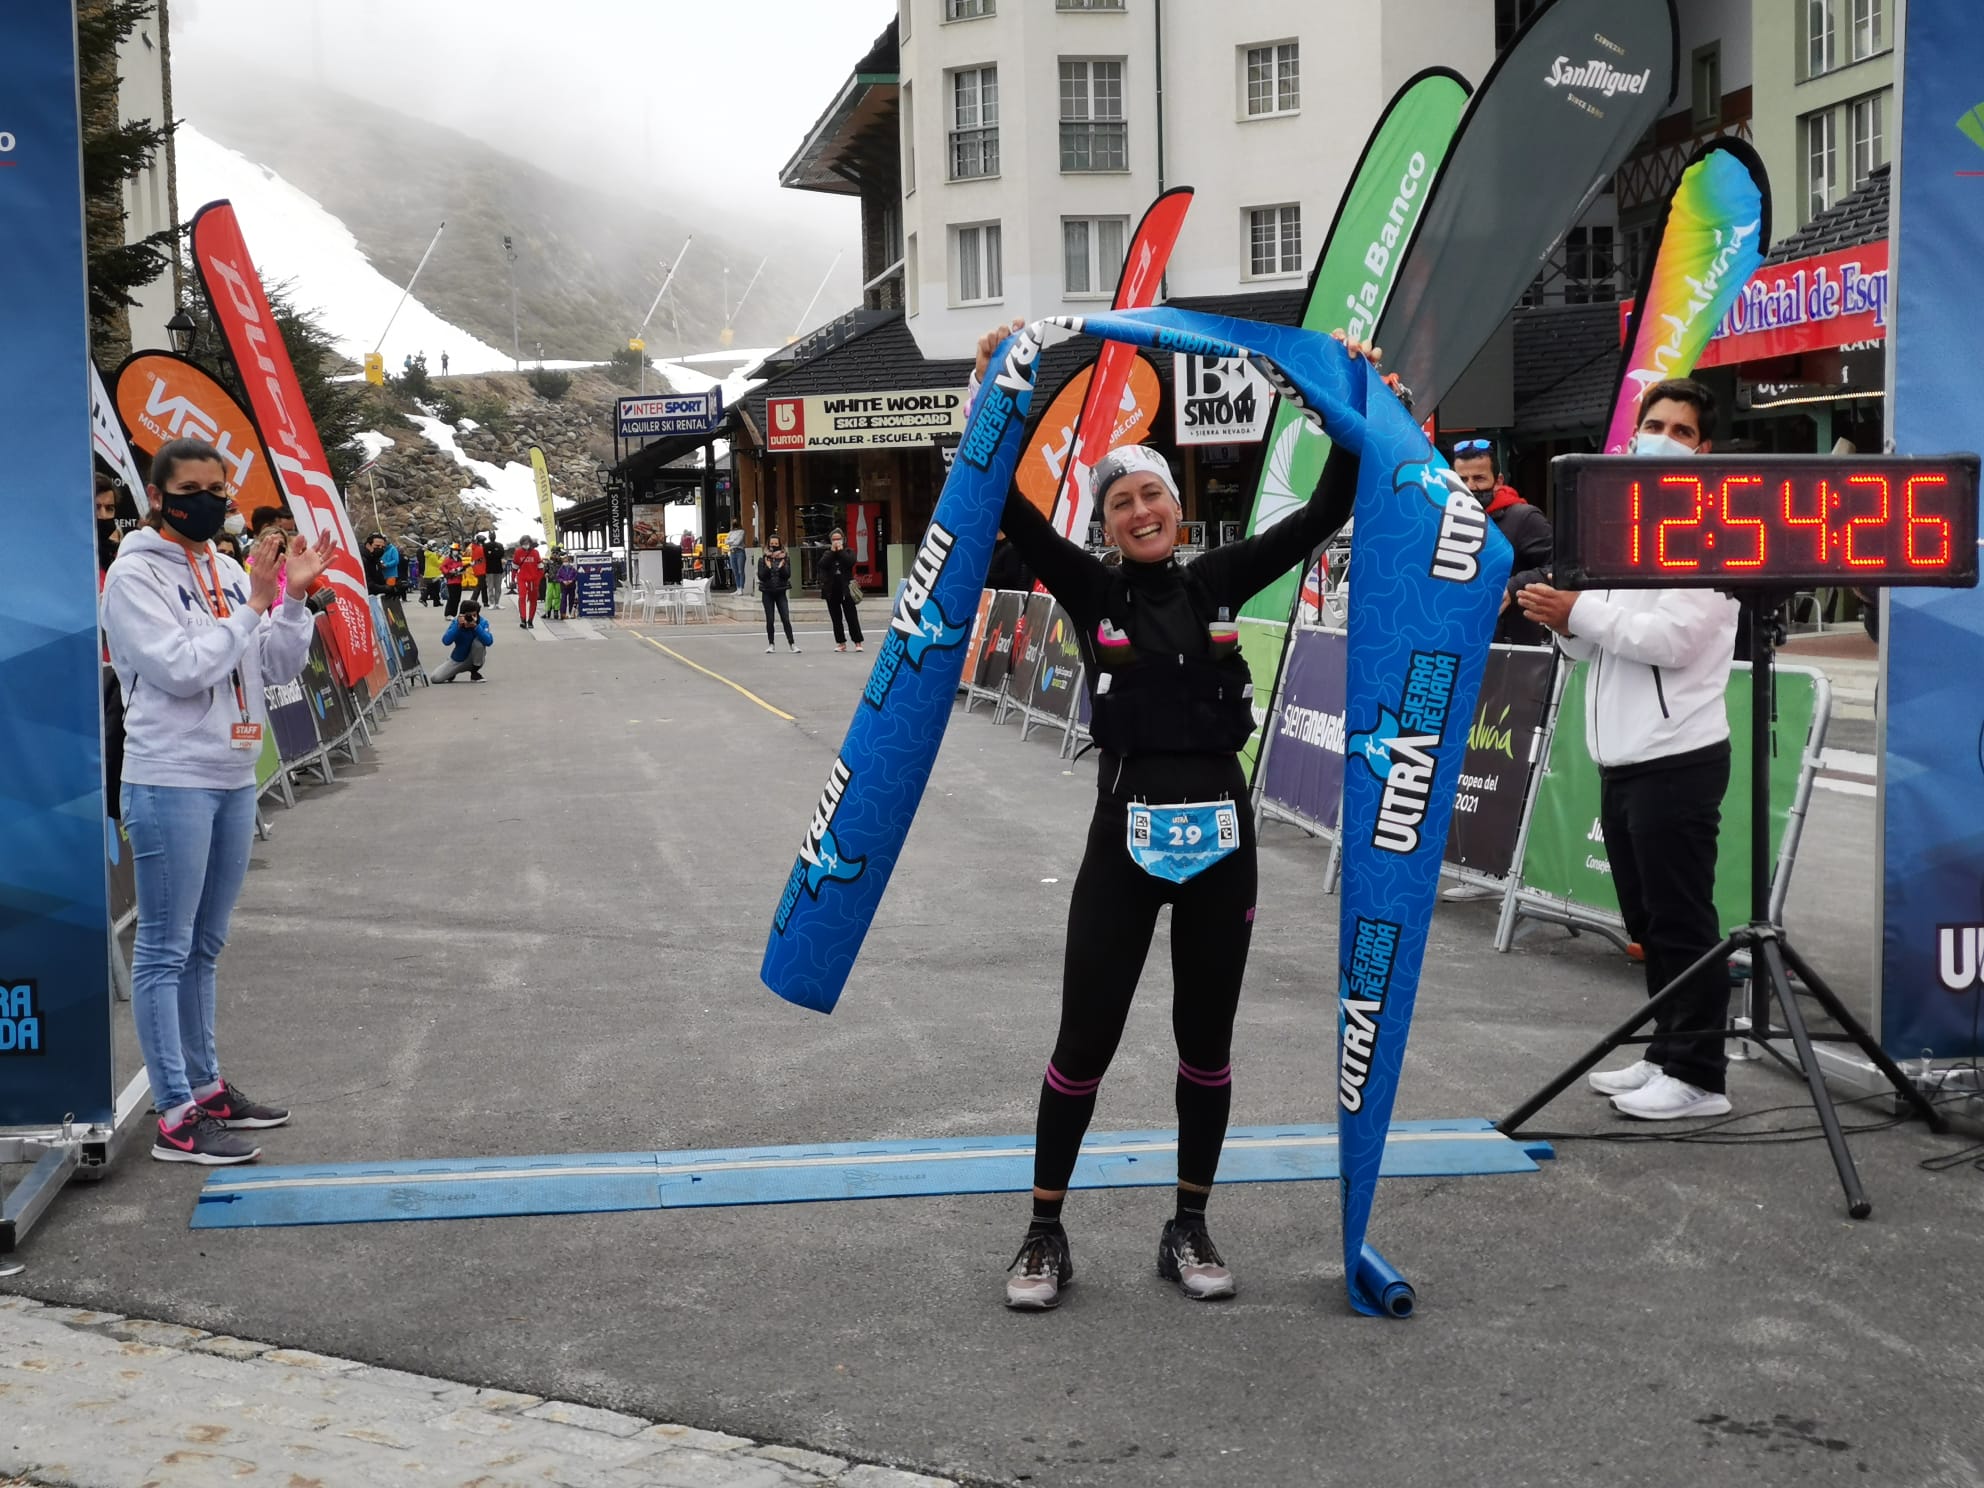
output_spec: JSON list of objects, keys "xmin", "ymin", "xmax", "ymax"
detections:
[{"xmin": 100, "ymin": 527, "xmax": 317, "ymax": 791}]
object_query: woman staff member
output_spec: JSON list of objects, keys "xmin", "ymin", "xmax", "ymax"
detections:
[
  {"xmin": 101, "ymin": 437, "xmax": 335, "ymax": 1165},
  {"xmin": 818, "ymin": 527, "xmax": 864, "ymax": 653},
  {"xmin": 974, "ymin": 324, "xmax": 1371, "ymax": 1310},
  {"xmin": 758, "ymin": 536, "xmax": 798, "ymax": 653}
]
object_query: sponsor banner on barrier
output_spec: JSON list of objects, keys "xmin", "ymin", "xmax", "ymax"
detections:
[
  {"xmin": 381, "ymin": 594, "xmax": 420, "ymax": 671},
  {"xmin": 300, "ymin": 632, "xmax": 356, "ymax": 744},
  {"xmin": 0, "ymin": 10, "xmax": 113, "ymax": 1117},
  {"xmin": 1883, "ymin": 0, "xmax": 1984, "ymax": 1059},
  {"xmin": 1260, "ymin": 627, "xmax": 1348, "ymax": 832},
  {"xmin": 254, "ymin": 728, "xmax": 283, "ymax": 792},
  {"xmin": 263, "ymin": 678, "xmax": 321, "ymax": 765},
  {"xmin": 766, "ymin": 388, "xmax": 966, "ymax": 451},
  {"xmin": 575, "ymin": 555, "xmax": 616, "ymax": 617},
  {"xmin": 975, "ymin": 590, "xmax": 1025, "ymax": 693},
  {"xmin": 959, "ymin": 589, "xmax": 995, "ymax": 689},
  {"xmin": 1445, "ymin": 646, "xmax": 1556, "ymax": 879},
  {"xmin": 1005, "ymin": 593, "xmax": 1057, "ymax": 699},
  {"xmin": 1520, "ymin": 662, "xmax": 1815, "ymax": 930},
  {"xmin": 1032, "ymin": 605, "xmax": 1086, "ymax": 722},
  {"xmin": 1173, "ymin": 354, "xmax": 1275, "ymax": 444},
  {"xmin": 371, "ymin": 598, "xmax": 401, "ymax": 682},
  {"xmin": 616, "ymin": 390, "xmax": 722, "ymax": 440},
  {"xmin": 107, "ymin": 816, "xmax": 136, "ymax": 927}
]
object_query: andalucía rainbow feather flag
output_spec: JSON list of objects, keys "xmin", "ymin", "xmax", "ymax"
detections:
[{"xmin": 1604, "ymin": 140, "xmax": 1771, "ymax": 452}]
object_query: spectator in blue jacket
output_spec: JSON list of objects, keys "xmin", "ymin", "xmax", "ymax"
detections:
[{"xmin": 430, "ymin": 599, "xmax": 493, "ymax": 683}]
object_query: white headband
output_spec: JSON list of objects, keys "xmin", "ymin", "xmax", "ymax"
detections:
[{"xmin": 1092, "ymin": 444, "xmax": 1179, "ymax": 503}]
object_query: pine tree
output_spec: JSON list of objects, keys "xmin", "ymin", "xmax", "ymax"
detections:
[{"xmin": 78, "ymin": 0, "xmax": 177, "ymax": 355}]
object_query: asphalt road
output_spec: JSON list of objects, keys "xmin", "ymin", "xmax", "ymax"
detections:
[{"xmin": 6, "ymin": 613, "xmax": 1981, "ymax": 1488}]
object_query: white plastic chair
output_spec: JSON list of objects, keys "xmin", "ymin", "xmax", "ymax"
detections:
[
  {"xmin": 680, "ymin": 579, "xmax": 711, "ymax": 625},
  {"xmin": 618, "ymin": 578, "xmax": 649, "ymax": 620}
]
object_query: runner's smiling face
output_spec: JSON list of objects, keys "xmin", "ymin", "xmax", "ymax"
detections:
[{"xmin": 1101, "ymin": 472, "xmax": 1179, "ymax": 563}]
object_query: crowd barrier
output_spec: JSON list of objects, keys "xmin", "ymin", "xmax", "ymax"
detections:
[{"xmin": 955, "ymin": 594, "xmax": 1832, "ymax": 959}]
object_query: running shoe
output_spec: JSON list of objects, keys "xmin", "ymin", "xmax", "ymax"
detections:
[
  {"xmin": 195, "ymin": 1080, "xmax": 290, "ymax": 1129},
  {"xmin": 152, "ymin": 1109, "xmax": 260, "ymax": 1165},
  {"xmin": 1587, "ymin": 1059, "xmax": 1660, "ymax": 1096},
  {"xmin": 766, "ymin": 644, "xmax": 775, "ymax": 653},
  {"xmin": 854, "ymin": 643, "xmax": 864, "ymax": 652},
  {"xmin": 789, "ymin": 643, "xmax": 801, "ymax": 653},
  {"xmin": 835, "ymin": 644, "xmax": 846, "ymax": 653},
  {"xmin": 1158, "ymin": 1219, "xmax": 1237, "ymax": 1300},
  {"xmin": 1612, "ymin": 1073, "xmax": 1732, "ymax": 1121},
  {"xmin": 1005, "ymin": 1227, "xmax": 1074, "ymax": 1310}
]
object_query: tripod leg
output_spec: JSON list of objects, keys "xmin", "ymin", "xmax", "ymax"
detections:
[
  {"xmin": 1498, "ymin": 935, "xmax": 1743, "ymax": 1135},
  {"xmin": 1778, "ymin": 939, "xmax": 1948, "ymax": 1133},
  {"xmin": 1760, "ymin": 939, "xmax": 1871, "ymax": 1219}
]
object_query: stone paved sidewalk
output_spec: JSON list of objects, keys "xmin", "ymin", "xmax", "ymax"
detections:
[{"xmin": 0, "ymin": 1294, "xmax": 955, "ymax": 1488}]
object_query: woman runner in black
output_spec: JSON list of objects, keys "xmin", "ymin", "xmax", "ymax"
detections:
[{"xmin": 969, "ymin": 324, "xmax": 1372, "ymax": 1309}]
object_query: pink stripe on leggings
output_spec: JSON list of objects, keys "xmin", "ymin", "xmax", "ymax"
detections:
[
  {"xmin": 1177, "ymin": 1059, "xmax": 1232, "ymax": 1088},
  {"xmin": 1044, "ymin": 1062, "xmax": 1103, "ymax": 1097}
]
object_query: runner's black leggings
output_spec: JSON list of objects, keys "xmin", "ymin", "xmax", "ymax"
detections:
[{"xmin": 1035, "ymin": 752, "xmax": 1257, "ymax": 1195}]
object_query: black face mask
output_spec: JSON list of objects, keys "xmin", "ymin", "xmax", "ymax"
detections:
[{"xmin": 160, "ymin": 489, "xmax": 229, "ymax": 543}]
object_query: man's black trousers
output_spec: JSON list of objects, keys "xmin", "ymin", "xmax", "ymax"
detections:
[{"xmin": 1598, "ymin": 742, "xmax": 1732, "ymax": 1093}]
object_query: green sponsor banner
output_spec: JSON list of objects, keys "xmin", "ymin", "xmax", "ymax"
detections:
[
  {"xmin": 1520, "ymin": 663, "xmax": 1819, "ymax": 933},
  {"xmin": 254, "ymin": 729, "xmax": 282, "ymax": 792},
  {"xmin": 1236, "ymin": 69, "xmax": 1468, "ymax": 630}
]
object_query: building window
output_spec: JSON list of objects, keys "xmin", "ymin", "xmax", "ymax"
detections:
[
  {"xmin": 902, "ymin": 81, "xmax": 916, "ymax": 194},
  {"xmin": 953, "ymin": 222, "xmax": 1003, "ymax": 304},
  {"xmin": 1059, "ymin": 58, "xmax": 1127, "ymax": 171},
  {"xmin": 1246, "ymin": 204, "xmax": 1302, "ymax": 278},
  {"xmin": 944, "ymin": 0, "xmax": 993, "ymax": 18},
  {"xmin": 1807, "ymin": 109, "xmax": 1838, "ymax": 218},
  {"xmin": 1057, "ymin": 0, "xmax": 1126, "ymax": 8},
  {"xmin": 1243, "ymin": 41, "xmax": 1300, "ymax": 117},
  {"xmin": 1851, "ymin": 93, "xmax": 1886, "ymax": 185},
  {"xmin": 1563, "ymin": 226, "xmax": 1618, "ymax": 304},
  {"xmin": 950, "ymin": 66, "xmax": 999, "ymax": 180},
  {"xmin": 1063, "ymin": 215, "xmax": 1129, "ymax": 296},
  {"xmin": 1690, "ymin": 43, "xmax": 1721, "ymax": 128},
  {"xmin": 906, "ymin": 232, "xmax": 919, "ymax": 316},
  {"xmin": 900, "ymin": 0, "xmax": 911, "ymax": 42},
  {"xmin": 1851, "ymin": 0, "xmax": 1884, "ymax": 59},
  {"xmin": 1807, "ymin": 0, "xmax": 1838, "ymax": 77}
]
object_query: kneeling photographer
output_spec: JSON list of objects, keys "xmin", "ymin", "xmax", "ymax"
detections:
[{"xmin": 430, "ymin": 598, "xmax": 493, "ymax": 684}]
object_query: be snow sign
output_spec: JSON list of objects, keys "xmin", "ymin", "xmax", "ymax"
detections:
[
  {"xmin": 617, "ymin": 391, "xmax": 724, "ymax": 439},
  {"xmin": 1172, "ymin": 354, "xmax": 1274, "ymax": 445}
]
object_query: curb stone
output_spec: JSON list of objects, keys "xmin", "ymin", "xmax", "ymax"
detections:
[{"xmin": 0, "ymin": 1295, "xmax": 961, "ymax": 1488}]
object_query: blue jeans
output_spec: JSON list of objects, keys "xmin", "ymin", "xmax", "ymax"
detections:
[
  {"xmin": 121, "ymin": 782, "xmax": 258, "ymax": 1112},
  {"xmin": 730, "ymin": 549, "xmax": 748, "ymax": 592}
]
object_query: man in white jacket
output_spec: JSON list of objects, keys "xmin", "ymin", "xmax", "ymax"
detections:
[{"xmin": 1518, "ymin": 380, "xmax": 1739, "ymax": 1120}]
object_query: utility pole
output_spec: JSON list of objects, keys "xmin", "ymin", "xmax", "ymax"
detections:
[
  {"xmin": 503, "ymin": 235, "xmax": 521, "ymax": 372},
  {"xmin": 635, "ymin": 237, "xmax": 693, "ymax": 394}
]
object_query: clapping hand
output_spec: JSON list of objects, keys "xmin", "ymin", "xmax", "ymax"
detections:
[{"xmin": 282, "ymin": 530, "xmax": 338, "ymax": 594}]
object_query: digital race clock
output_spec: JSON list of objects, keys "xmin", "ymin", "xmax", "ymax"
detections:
[{"xmin": 1552, "ymin": 454, "xmax": 1980, "ymax": 589}]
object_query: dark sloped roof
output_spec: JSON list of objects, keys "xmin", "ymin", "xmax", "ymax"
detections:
[
  {"xmin": 1767, "ymin": 164, "xmax": 1888, "ymax": 263},
  {"xmin": 1513, "ymin": 301, "xmax": 1623, "ymax": 438}
]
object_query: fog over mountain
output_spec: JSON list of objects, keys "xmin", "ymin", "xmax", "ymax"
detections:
[{"xmin": 168, "ymin": 0, "xmax": 896, "ymax": 357}]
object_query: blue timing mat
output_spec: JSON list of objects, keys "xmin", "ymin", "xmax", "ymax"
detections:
[{"xmin": 190, "ymin": 1119, "xmax": 1552, "ymax": 1230}]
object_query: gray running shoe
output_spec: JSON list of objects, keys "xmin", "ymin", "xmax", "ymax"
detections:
[
  {"xmin": 1005, "ymin": 1228, "xmax": 1074, "ymax": 1310},
  {"xmin": 152, "ymin": 1110, "xmax": 260, "ymax": 1166},
  {"xmin": 1158, "ymin": 1219, "xmax": 1237, "ymax": 1300}
]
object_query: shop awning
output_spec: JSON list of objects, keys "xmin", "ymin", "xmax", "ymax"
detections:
[{"xmin": 779, "ymin": 23, "xmax": 899, "ymax": 195}]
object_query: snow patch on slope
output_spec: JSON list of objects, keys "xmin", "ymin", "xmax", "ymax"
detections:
[{"xmin": 408, "ymin": 415, "xmax": 570, "ymax": 545}]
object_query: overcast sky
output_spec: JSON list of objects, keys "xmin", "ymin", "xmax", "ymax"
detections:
[{"xmin": 170, "ymin": 0, "xmax": 898, "ymax": 241}]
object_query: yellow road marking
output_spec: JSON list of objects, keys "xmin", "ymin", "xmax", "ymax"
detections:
[{"xmin": 630, "ymin": 631, "xmax": 796, "ymax": 721}]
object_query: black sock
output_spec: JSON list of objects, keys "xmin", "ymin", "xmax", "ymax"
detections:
[
  {"xmin": 1175, "ymin": 1188, "xmax": 1209, "ymax": 1228},
  {"xmin": 1028, "ymin": 1194, "xmax": 1065, "ymax": 1234}
]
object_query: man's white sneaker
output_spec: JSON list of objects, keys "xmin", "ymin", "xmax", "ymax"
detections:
[
  {"xmin": 1587, "ymin": 1059, "xmax": 1661, "ymax": 1096},
  {"xmin": 1612, "ymin": 1072, "xmax": 1732, "ymax": 1121},
  {"xmin": 1440, "ymin": 882, "xmax": 1498, "ymax": 902}
]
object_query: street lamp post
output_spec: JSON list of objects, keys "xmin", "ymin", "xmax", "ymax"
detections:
[{"xmin": 503, "ymin": 235, "xmax": 520, "ymax": 372}]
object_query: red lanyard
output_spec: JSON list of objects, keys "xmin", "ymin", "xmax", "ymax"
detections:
[{"xmin": 185, "ymin": 547, "xmax": 252, "ymax": 722}]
